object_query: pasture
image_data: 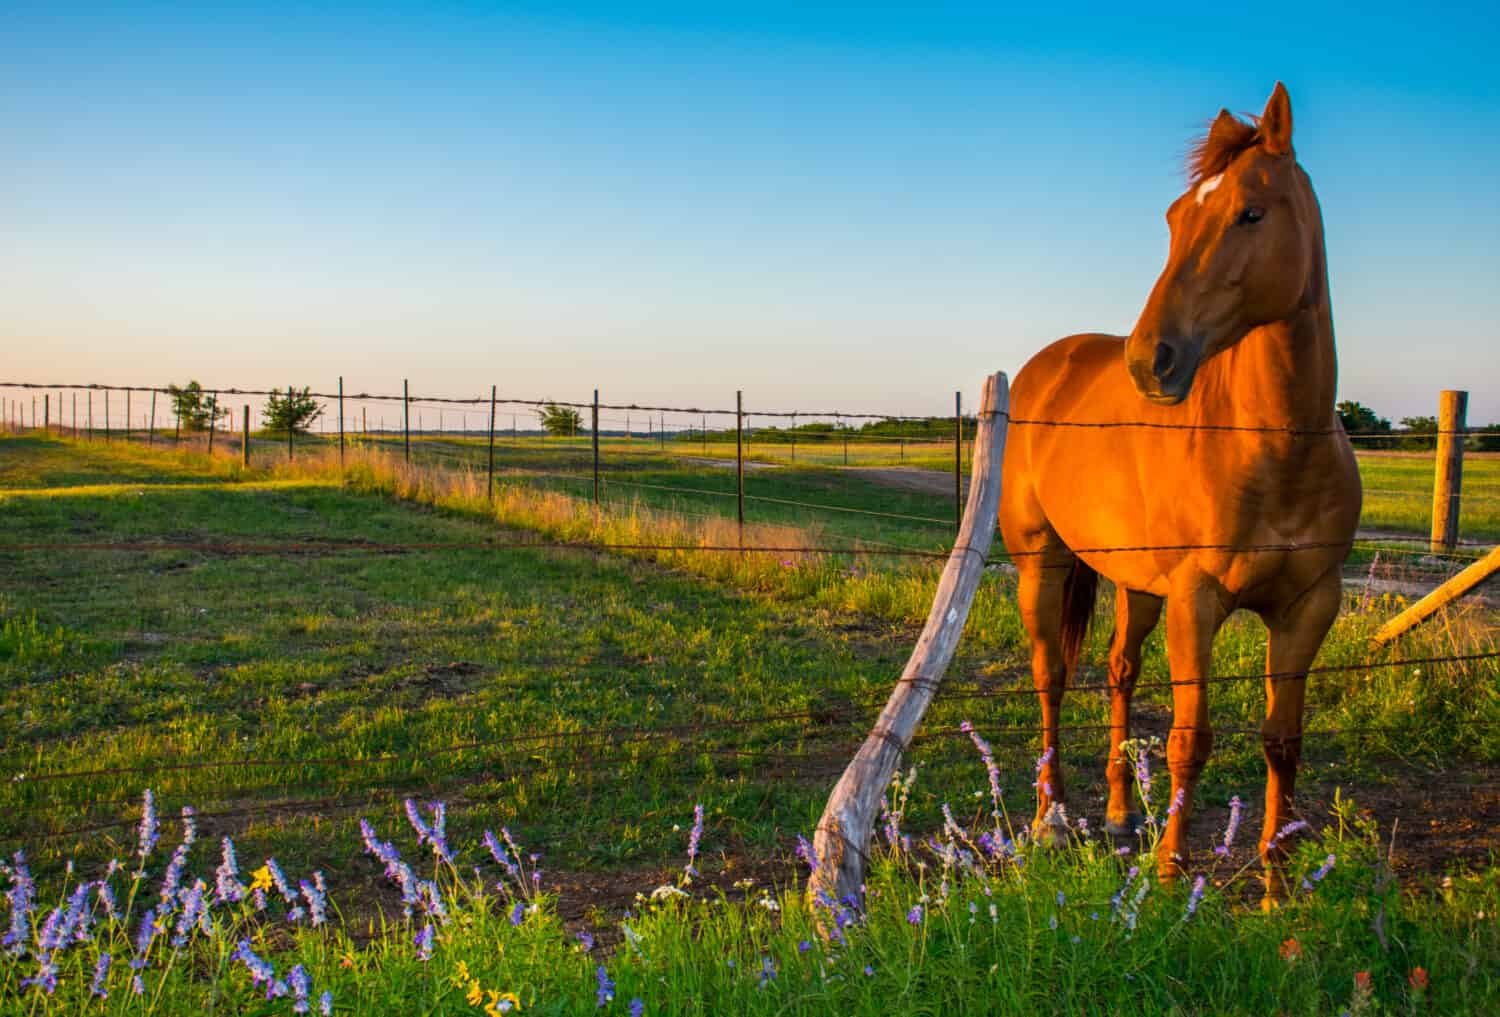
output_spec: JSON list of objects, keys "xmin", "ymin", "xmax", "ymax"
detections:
[{"xmin": 2, "ymin": 432, "xmax": 1497, "ymax": 1014}]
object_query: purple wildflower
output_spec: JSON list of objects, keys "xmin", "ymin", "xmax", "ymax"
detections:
[
  {"xmin": 1302, "ymin": 854, "xmax": 1337, "ymax": 892},
  {"xmin": 630, "ymin": 999, "xmax": 645, "ymax": 1017},
  {"xmin": 1167, "ymin": 787, "xmax": 1187, "ymax": 818},
  {"xmin": 1135, "ymin": 747, "xmax": 1153, "ymax": 803},
  {"xmin": 233, "ymin": 939, "xmax": 274, "ymax": 990},
  {"xmin": 96, "ymin": 878, "xmax": 120, "ymax": 924},
  {"xmin": 265, "ymin": 859, "xmax": 297, "ymax": 904},
  {"xmin": 289, "ymin": 964, "xmax": 311, "ymax": 1014},
  {"xmin": 319, "ymin": 990, "xmax": 333, "ymax": 1016},
  {"xmin": 130, "ymin": 908, "xmax": 158, "ymax": 970},
  {"xmin": 510, "ymin": 901, "xmax": 525, "ymax": 926},
  {"xmin": 172, "ymin": 880, "xmax": 209, "ymax": 946},
  {"xmin": 596, "ymin": 965, "xmax": 615, "ymax": 1007},
  {"xmin": 1034, "ymin": 746, "xmax": 1056, "ymax": 796},
  {"xmin": 758, "ymin": 955, "xmax": 778, "ymax": 988},
  {"xmin": 414, "ymin": 923, "xmax": 434, "ymax": 961},
  {"xmin": 132, "ymin": 974, "xmax": 144, "ymax": 995},
  {"xmin": 483, "ymin": 830, "xmax": 521, "ymax": 883},
  {"xmin": 685, "ymin": 804, "xmax": 705, "ymax": 879},
  {"xmin": 216, "ymin": 838, "xmax": 246, "ymax": 903},
  {"xmin": 576, "ymin": 929, "xmax": 595, "ymax": 952},
  {"xmin": 864, "ymin": 965, "xmax": 874, "ymax": 976},
  {"xmin": 961, "ymin": 720, "xmax": 1005, "ymax": 823},
  {"xmin": 1267, "ymin": 820, "xmax": 1310, "ymax": 850},
  {"xmin": 136, "ymin": 790, "xmax": 160, "ymax": 870},
  {"xmin": 300, "ymin": 876, "xmax": 328, "ymax": 927},
  {"xmin": 798, "ymin": 939, "xmax": 812, "ymax": 954},
  {"xmin": 1110, "ymin": 866, "xmax": 1141, "ymax": 919},
  {"xmin": 1214, "ymin": 796, "xmax": 1244, "ymax": 857},
  {"xmin": 906, "ymin": 904, "xmax": 923, "ymax": 925},
  {"xmin": 91, "ymin": 952, "xmax": 111, "ymax": 998},
  {"xmin": 795, "ymin": 834, "xmax": 818, "ymax": 874},
  {"xmin": 62, "ymin": 881, "xmax": 92, "ymax": 943},
  {"xmin": 1184, "ymin": 875, "xmax": 1207, "ymax": 921}
]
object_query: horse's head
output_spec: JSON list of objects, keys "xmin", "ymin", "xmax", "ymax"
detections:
[{"xmin": 1125, "ymin": 82, "xmax": 1320, "ymax": 405}]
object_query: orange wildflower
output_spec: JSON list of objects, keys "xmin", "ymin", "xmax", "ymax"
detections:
[
  {"xmin": 1279, "ymin": 938, "xmax": 1302, "ymax": 963},
  {"xmin": 1409, "ymin": 967, "xmax": 1429, "ymax": 991}
]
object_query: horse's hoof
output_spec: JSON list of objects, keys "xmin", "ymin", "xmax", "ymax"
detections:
[{"xmin": 1104, "ymin": 813, "xmax": 1142, "ymax": 838}]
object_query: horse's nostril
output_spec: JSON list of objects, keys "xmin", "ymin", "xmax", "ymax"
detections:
[{"xmin": 1152, "ymin": 341, "xmax": 1176, "ymax": 380}]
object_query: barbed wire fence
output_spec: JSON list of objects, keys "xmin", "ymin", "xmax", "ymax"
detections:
[{"xmin": 1, "ymin": 379, "xmax": 1497, "ymax": 858}]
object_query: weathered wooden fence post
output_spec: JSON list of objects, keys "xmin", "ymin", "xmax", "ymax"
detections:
[
  {"xmin": 807, "ymin": 372, "xmax": 1008, "ymax": 909},
  {"xmin": 125, "ymin": 390, "xmax": 131, "ymax": 439},
  {"xmin": 403, "ymin": 379, "xmax": 411, "ymax": 463},
  {"xmin": 148, "ymin": 390, "xmax": 156, "ymax": 446},
  {"xmin": 287, "ymin": 386, "xmax": 294, "ymax": 460},
  {"xmin": 1376, "ymin": 544, "xmax": 1500, "ymax": 644},
  {"xmin": 1430, "ymin": 390, "xmax": 1467, "ymax": 553},
  {"xmin": 338, "ymin": 377, "xmax": 345, "ymax": 469},
  {"xmin": 43, "ymin": 394, "xmax": 49, "ymax": 433},
  {"xmin": 242, "ymin": 405, "xmax": 250, "ymax": 466},
  {"xmin": 207, "ymin": 392, "xmax": 218, "ymax": 455},
  {"xmin": 104, "ymin": 390, "xmax": 110, "ymax": 442},
  {"xmin": 487, "ymin": 385, "xmax": 497, "ymax": 501}
]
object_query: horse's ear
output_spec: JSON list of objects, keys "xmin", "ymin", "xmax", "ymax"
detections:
[{"xmin": 1260, "ymin": 82, "xmax": 1293, "ymax": 156}]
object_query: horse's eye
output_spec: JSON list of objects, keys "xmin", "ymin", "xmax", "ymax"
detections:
[{"xmin": 1236, "ymin": 206, "xmax": 1265, "ymax": 226}]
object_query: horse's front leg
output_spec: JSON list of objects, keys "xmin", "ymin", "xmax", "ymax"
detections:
[
  {"xmin": 1016, "ymin": 555, "xmax": 1072, "ymax": 846},
  {"xmin": 1258, "ymin": 569, "xmax": 1342, "ymax": 904},
  {"xmin": 1106, "ymin": 587, "xmax": 1164, "ymax": 836},
  {"xmin": 1159, "ymin": 580, "xmax": 1229, "ymax": 879}
]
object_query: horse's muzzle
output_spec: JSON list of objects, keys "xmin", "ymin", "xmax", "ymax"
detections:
[{"xmin": 1126, "ymin": 334, "xmax": 1204, "ymax": 405}]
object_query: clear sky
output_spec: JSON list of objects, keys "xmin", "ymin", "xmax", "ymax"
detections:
[{"xmin": 3, "ymin": 3, "xmax": 1497, "ymax": 423}]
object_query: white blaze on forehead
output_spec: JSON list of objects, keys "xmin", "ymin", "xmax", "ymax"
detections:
[{"xmin": 1195, "ymin": 173, "xmax": 1224, "ymax": 205}]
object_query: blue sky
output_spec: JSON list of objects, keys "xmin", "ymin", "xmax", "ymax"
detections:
[{"xmin": 3, "ymin": 3, "xmax": 1497, "ymax": 423}]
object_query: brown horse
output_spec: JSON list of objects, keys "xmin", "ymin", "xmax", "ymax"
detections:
[{"xmin": 998, "ymin": 82, "xmax": 1361, "ymax": 900}]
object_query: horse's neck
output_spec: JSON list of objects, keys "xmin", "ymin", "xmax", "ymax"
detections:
[{"xmin": 1193, "ymin": 294, "xmax": 1337, "ymax": 438}]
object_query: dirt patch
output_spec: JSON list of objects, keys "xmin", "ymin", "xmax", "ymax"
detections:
[{"xmin": 680, "ymin": 457, "xmax": 780, "ymax": 472}]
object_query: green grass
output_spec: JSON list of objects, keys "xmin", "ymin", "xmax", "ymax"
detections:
[{"xmin": 1, "ymin": 433, "xmax": 1497, "ymax": 1014}]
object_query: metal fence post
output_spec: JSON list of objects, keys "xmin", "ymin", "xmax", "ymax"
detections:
[
  {"xmin": 487, "ymin": 384, "xmax": 497, "ymax": 501},
  {"xmin": 403, "ymin": 379, "xmax": 411, "ymax": 463},
  {"xmin": 338, "ymin": 377, "xmax": 345, "ymax": 468},
  {"xmin": 242, "ymin": 405, "xmax": 250, "ymax": 467},
  {"xmin": 592, "ymin": 389, "xmax": 601, "ymax": 506},
  {"xmin": 954, "ymin": 390, "xmax": 962, "ymax": 532},
  {"xmin": 1431, "ymin": 390, "xmax": 1468, "ymax": 553},
  {"xmin": 287, "ymin": 386, "xmax": 294, "ymax": 460},
  {"xmin": 736, "ymin": 391, "xmax": 745, "ymax": 544},
  {"xmin": 104, "ymin": 389, "xmax": 110, "ymax": 442}
]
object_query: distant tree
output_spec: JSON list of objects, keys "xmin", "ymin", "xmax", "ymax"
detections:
[
  {"xmin": 1336, "ymin": 400, "xmax": 1389, "ymax": 435},
  {"xmin": 537, "ymin": 402, "xmax": 582, "ymax": 437},
  {"xmin": 1396, "ymin": 415, "xmax": 1438, "ymax": 451},
  {"xmin": 167, "ymin": 381, "xmax": 229, "ymax": 431},
  {"xmin": 1470, "ymin": 423, "xmax": 1500, "ymax": 453},
  {"xmin": 262, "ymin": 387, "xmax": 324, "ymax": 435}
]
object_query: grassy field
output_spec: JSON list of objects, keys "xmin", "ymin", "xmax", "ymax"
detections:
[{"xmin": 1, "ymin": 432, "xmax": 1497, "ymax": 1014}]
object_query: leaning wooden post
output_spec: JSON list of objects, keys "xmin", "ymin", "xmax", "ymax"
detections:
[
  {"xmin": 207, "ymin": 393, "xmax": 217, "ymax": 455},
  {"xmin": 807, "ymin": 371, "xmax": 1008, "ymax": 908},
  {"xmin": 1375, "ymin": 544, "xmax": 1500, "ymax": 644},
  {"xmin": 487, "ymin": 384, "xmax": 497, "ymax": 501},
  {"xmin": 1430, "ymin": 390, "xmax": 1467, "ymax": 553},
  {"xmin": 953, "ymin": 390, "xmax": 963, "ymax": 532},
  {"xmin": 338, "ymin": 377, "xmax": 345, "ymax": 469}
]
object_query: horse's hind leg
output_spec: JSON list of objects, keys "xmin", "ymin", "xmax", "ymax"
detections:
[
  {"xmin": 1105, "ymin": 588, "xmax": 1163, "ymax": 835},
  {"xmin": 1016, "ymin": 545, "xmax": 1076, "ymax": 845},
  {"xmin": 1258, "ymin": 569, "xmax": 1342, "ymax": 903}
]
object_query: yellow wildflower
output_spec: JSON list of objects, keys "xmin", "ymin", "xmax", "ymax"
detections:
[
  {"xmin": 452, "ymin": 960, "xmax": 472, "ymax": 988},
  {"xmin": 249, "ymin": 865, "xmax": 274, "ymax": 893},
  {"xmin": 466, "ymin": 981, "xmax": 485, "ymax": 1006}
]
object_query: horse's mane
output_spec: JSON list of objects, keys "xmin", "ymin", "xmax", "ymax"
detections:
[{"xmin": 1186, "ymin": 112, "xmax": 1261, "ymax": 186}]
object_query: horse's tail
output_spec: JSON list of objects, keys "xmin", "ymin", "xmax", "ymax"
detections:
[{"xmin": 1060, "ymin": 557, "xmax": 1099, "ymax": 678}]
